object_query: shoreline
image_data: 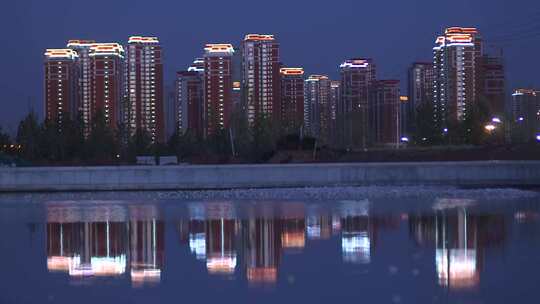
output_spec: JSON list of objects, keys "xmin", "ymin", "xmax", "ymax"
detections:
[{"xmin": 1, "ymin": 161, "xmax": 540, "ymax": 192}]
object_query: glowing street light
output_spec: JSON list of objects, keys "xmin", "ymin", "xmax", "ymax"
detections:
[
  {"xmin": 491, "ymin": 117, "xmax": 502, "ymax": 124},
  {"xmin": 536, "ymin": 135, "xmax": 540, "ymax": 142},
  {"xmin": 400, "ymin": 137, "xmax": 409, "ymax": 143},
  {"xmin": 484, "ymin": 124, "xmax": 496, "ymax": 132}
]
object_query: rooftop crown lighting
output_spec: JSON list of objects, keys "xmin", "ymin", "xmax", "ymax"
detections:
[
  {"xmin": 128, "ymin": 36, "xmax": 159, "ymax": 44},
  {"xmin": 204, "ymin": 44, "xmax": 235, "ymax": 55},
  {"xmin": 306, "ymin": 75, "xmax": 329, "ymax": 82},
  {"xmin": 280, "ymin": 68, "xmax": 304, "ymax": 76},
  {"xmin": 89, "ymin": 43, "xmax": 125, "ymax": 57},
  {"xmin": 244, "ymin": 34, "xmax": 275, "ymax": 41},
  {"xmin": 340, "ymin": 59, "xmax": 370, "ymax": 69},
  {"xmin": 44, "ymin": 49, "xmax": 79, "ymax": 60}
]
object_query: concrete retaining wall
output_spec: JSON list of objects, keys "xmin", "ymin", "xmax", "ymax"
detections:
[{"xmin": 1, "ymin": 161, "xmax": 539, "ymax": 192}]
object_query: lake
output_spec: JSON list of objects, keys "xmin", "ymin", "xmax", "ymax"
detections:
[{"xmin": 0, "ymin": 188, "xmax": 539, "ymax": 303}]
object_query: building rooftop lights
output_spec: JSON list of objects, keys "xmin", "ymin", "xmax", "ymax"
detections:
[
  {"xmin": 513, "ymin": 88, "xmax": 538, "ymax": 96},
  {"xmin": 204, "ymin": 44, "xmax": 235, "ymax": 55},
  {"xmin": 44, "ymin": 49, "xmax": 79, "ymax": 60},
  {"xmin": 66, "ymin": 39, "xmax": 96, "ymax": 47},
  {"xmin": 89, "ymin": 43, "xmax": 125, "ymax": 57},
  {"xmin": 244, "ymin": 34, "xmax": 275, "ymax": 41},
  {"xmin": 445, "ymin": 27, "xmax": 478, "ymax": 35},
  {"xmin": 340, "ymin": 59, "xmax": 370, "ymax": 69},
  {"xmin": 128, "ymin": 36, "xmax": 159, "ymax": 44},
  {"xmin": 306, "ymin": 75, "xmax": 329, "ymax": 82},
  {"xmin": 280, "ymin": 68, "xmax": 304, "ymax": 76}
]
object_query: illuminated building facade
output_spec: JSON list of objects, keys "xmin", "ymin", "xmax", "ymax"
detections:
[
  {"xmin": 241, "ymin": 34, "xmax": 281, "ymax": 125},
  {"xmin": 203, "ymin": 44, "xmax": 235, "ymax": 136},
  {"xmin": 67, "ymin": 40, "xmax": 96, "ymax": 135},
  {"xmin": 279, "ymin": 68, "xmax": 305, "ymax": 133},
  {"xmin": 88, "ymin": 43, "xmax": 125, "ymax": 128},
  {"xmin": 304, "ymin": 75, "xmax": 331, "ymax": 142},
  {"xmin": 433, "ymin": 27, "xmax": 481, "ymax": 130},
  {"xmin": 329, "ymin": 81, "xmax": 341, "ymax": 146},
  {"xmin": 340, "ymin": 58, "xmax": 376, "ymax": 148},
  {"xmin": 126, "ymin": 36, "xmax": 164, "ymax": 143},
  {"xmin": 44, "ymin": 49, "xmax": 79, "ymax": 129},
  {"xmin": 175, "ymin": 69, "xmax": 204, "ymax": 136},
  {"xmin": 369, "ymin": 80, "xmax": 400, "ymax": 146},
  {"xmin": 511, "ymin": 89, "xmax": 540, "ymax": 142}
]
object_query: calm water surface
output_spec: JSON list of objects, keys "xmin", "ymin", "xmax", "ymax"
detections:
[{"xmin": 1, "ymin": 192, "xmax": 539, "ymax": 303}]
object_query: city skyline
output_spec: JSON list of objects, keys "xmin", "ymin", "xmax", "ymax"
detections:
[{"xmin": 2, "ymin": 0, "xmax": 540, "ymax": 133}]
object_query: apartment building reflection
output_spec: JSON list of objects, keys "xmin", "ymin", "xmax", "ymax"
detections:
[
  {"xmin": 340, "ymin": 201, "xmax": 372, "ymax": 264},
  {"xmin": 280, "ymin": 203, "xmax": 306, "ymax": 252},
  {"xmin": 205, "ymin": 203, "xmax": 237, "ymax": 275},
  {"xmin": 46, "ymin": 204, "xmax": 164, "ymax": 286},
  {"xmin": 409, "ymin": 200, "xmax": 506, "ymax": 290},
  {"xmin": 183, "ymin": 203, "xmax": 238, "ymax": 275},
  {"xmin": 306, "ymin": 205, "xmax": 333, "ymax": 240},
  {"xmin": 129, "ymin": 205, "xmax": 164, "ymax": 286},
  {"xmin": 242, "ymin": 205, "xmax": 282, "ymax": 284}
]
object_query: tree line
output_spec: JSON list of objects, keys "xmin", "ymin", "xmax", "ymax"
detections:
[{"xmin": 0, "ymin": 95, "xmax": 531, "ymax": 166}]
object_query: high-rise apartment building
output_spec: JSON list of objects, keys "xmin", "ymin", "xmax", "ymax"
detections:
[
  {"xmin": 175, "ymin": 71, "xmax": 204, "ymax": 136},
  {"xmin": 304, "ymin": 75, "xmax": 331, "ymax": 142},
  {"xmin": 478, "ymin": 55, "xmax": 505, "ymax": 117},
  {"xmin": 67, "ymin": 40, "xmax": 96, "ymax": 133},
  {"xmin": 339, "ymin": 58, "xmax": 376, "ymax": 148},
  {"xmin": 329, "ymin": 81, "xmax": 341, "ymax": 146},
  {"xmin": 241, "ymin": 34, "xmax": 280, "ymax": 125},
  {"xmin": 511, "ymin": 89, "xmax": 540, "ymax": 143},
  {"xmin": 407, "ymin": 62, "xmax": 435, "ymax": 133},
  {"xmin": 279, "ymin": 68, "xmax": 305, "ymax": 133},
  {"xmin": 433, "ymin": 27, "xmax": 481, "ymax": 131},
  {"xmin": 44, "ymin": 49, "xmax": 79, "ymax": 128},
  {"xmin": 369, "ymin": 80, "xmax": 400, "ymax": 146},
  {"xmin": 126, "ymin": 36, "xmax": 164, "ymax": 143},
  {"xmin": 88, "ymin": 43, "xmax": 125, "ymax": 128},
  {"xmin": 203, "ymin": 44, "xmax": 235, "ymax": 136}
]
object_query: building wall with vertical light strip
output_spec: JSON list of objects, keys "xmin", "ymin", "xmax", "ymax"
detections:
[
  {"xmin": 369, "ymin": 80, "xmax": 400, "ymax": 146},
  {"xmin": 280, "ymin": 68, "xmax": 305, "ymax": 133},
  {"xmin": 67, "ymin": 40, "xmax": 96, "ymax": 135},
  {"xmin": 44, "ymin": 49, "xmax": 79, "ymax": 129},
  {"xmin": 89, "ymin": 43, "xmax": 125, "ymax": 129},
  {"xmin": 339, "ymin": 58, "xmax": 376, "ymax": 148},
  {"xmin": 176, "ymin": 70, "xmax": 204, "ymax": 136},
  {"xmin": 241, "ymin": 34, "xmax": 280, "ymax": 125},
  {"xmin": 433, "ymin": 27, "xmax": 481, "ymax": 130},
  {"xmin": 126, "ymin": 36, "xmax": 165, "ymax": 143},
  {"xmin": 304, "ymin": 75, "xmax": 331, "ymax": 142},
  {"xmin": 203, "ymin": 44, "xmax": 234, "ymax": 137}
]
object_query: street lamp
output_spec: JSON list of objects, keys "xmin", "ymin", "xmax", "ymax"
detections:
[{"xmin": 485, "ymin": 124, "xmax": 496, "ymax": 132}]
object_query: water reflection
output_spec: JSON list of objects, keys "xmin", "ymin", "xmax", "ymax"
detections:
[
  {"xmin": 41, "ymin": 198, "xmax": 536, "ymax": 291},
  {"xmin": 47, "ymin": 204, "xmax": 164, "ymax": 287},
  {"xmin": 409, "ymin": 199, "xmax": 506, "ymax": 291}
]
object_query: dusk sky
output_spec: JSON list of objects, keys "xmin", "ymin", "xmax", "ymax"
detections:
[{"xmin": 1, "ymin": 0, "xmax": 539, "ymax": 133}]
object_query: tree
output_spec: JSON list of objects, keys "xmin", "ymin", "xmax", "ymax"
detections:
[
  {"xmin": 229, "ymin": 106, "xmax": 251, "ymax": 158},
  {"xmin": 85, "ymin": 109, "xmax": 117, "ymax": 162},
  {"xmin": 462, "ymin": 95, "xmax": 491, "ymax": 145},
  {"xmin": 0, "ymin": 125, "xmax": 10, "ymax": 149},
  {"xmin": 16, "ymin": 111, "xmax": 41, "ymax": 161},
  {"xmin": 251, "ymin": 114, "xmax": 275, "ymax": 162},
  {"xmin": 413, "ymin": 102, "xmax": 441, "ymax": 146}
]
